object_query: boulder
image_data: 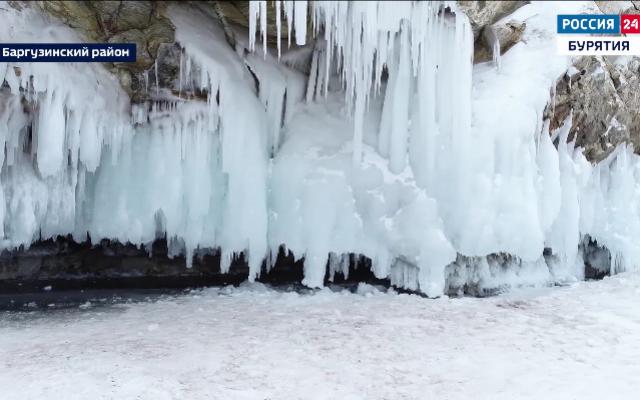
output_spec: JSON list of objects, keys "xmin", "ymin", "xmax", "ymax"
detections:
[{"xmin": 474, "ymin": 19, "xmax": 526, "ymax": 63}]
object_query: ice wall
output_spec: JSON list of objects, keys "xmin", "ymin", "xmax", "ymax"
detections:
[
  {"xmin": 250, "ymin": 1, "xmax": 471, "ymax": 295},
  {"xmin": 1, "ymin": 1, "xmax": 639, "ymax": 297},
  {"xmin": 0, "ymin": 5, "xmax": 131, "ymax": 250},
  {"xmin": 0, "ymin": 4, "xmax": 270, "ymax": 281}
]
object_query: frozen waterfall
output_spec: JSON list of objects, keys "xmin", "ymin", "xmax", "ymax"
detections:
[{"xmin": 0, "ymin": 1, "xmax": 639, "ymax": 296}]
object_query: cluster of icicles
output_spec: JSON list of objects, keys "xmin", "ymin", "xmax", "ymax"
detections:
[
  {"xmin": 0, "ymin": 1, "xmax": 478, "ymax": 296},
  {"xmin": 3, "ymin": 1, "xmax": 639, "ymax": 296},
  {"xmin": 249, "ymin": 1, "xmax": 472, "ymax": 170}
]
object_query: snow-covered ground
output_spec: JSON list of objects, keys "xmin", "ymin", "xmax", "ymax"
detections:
[{"xmin": 2, "ymin": 274, "xmax": 640, "ymax": 400}]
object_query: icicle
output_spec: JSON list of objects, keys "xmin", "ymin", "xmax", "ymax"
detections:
[
  {"xmin": 178, "ymin": 50, "xmax": 183, "ymax": 98},
  {"xmin": 352, "ymin": 86, "xmax": 365, "ymax": 166},
  {"xmin": 247, "ymin": 1, "xmax": 475, "ymax": 175},
  {"xmin": 322, "ymin": 45, "xmax": 331, "ymax": 98},
  {"xmin": 285, "ymin": 1, "xmax": 294, "ymax": 48},
  {"xmin": 293, "ymin": 1, "xmax": 308, "ymax": 46},
  {"xmin": 36, "ymin": 88, "xmax": 66, "ymax": 177},
  {"xmin": 315, "ymin": 47, "xmax": 327, "ymax": 101},
  {"xmin": 154, "ymin": 59, "xmax": 159, "ymax": 97},
  {"xmin": 275, "ymin": 0, "xmax": 282, "ymax": 58},
  {"xmin": 487, "ymin": 25, "xmax": 502, "ymax": 71},
  {"xmin": 249, "ymin": 1, "xmax": 268, "ymax": 55},
  {"xmin": 493, "ymin": 37, "xmax": 501, "ymax": 71},
  {"xmin": 249, "ymin": 1, "xmax": 259, "ymax": 52},
  {"xmin": 259, "ymin": 0, "xmax": 267, "ymax": 56},
  {"xmin": 387, "ymin": 20, "xmax": 411, "ymax": 173},
  {"xmin": 305, "ymin": 48, "xmax": 319, "ymax": 103}
]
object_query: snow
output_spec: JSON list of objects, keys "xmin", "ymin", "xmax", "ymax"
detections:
[{"xmin": 2, "ymin": 273, "xmax": 640, "ymax": 399}]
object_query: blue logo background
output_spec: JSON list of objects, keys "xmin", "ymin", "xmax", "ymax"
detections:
[{"xmin": 557, "ymin": 15, "xmax": 620, "ymax": 34}]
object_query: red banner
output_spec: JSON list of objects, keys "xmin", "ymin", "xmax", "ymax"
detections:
[{"xmin": 621, "ymin": 14, "xmax": 640, "ymax": 34}]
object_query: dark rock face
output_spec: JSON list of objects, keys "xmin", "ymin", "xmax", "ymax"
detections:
[
  {"xmin": 445, "ymin": 253, "xmax": 530, "ymax": 297},
  {"xmin": 37, "ymin": 1, "xmax": 176, "ymax": 102},
  {"xmin": 0, "ymin": 237, "xmax": 249, "ymax": 292},
  {"xmin": 546, "ymin": 56, "xmax": 640, "ymax": 162},
  {"xmin": 581, "ymin": 236, "xmax": 611, "ymax": 280},
  {"xmin": 0, "ymin": 237, "xmax": 390, "ymax": 293}
]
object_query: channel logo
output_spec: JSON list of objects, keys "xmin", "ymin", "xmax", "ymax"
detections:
[
  {"xmin": 557, "ymin": 14, "xmax": 640, "ymax": 55},
  {"xmin": 557, "ymin": 15, "xmax": 619, "ymax": 34}
]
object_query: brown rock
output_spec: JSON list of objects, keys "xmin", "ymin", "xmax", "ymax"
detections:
[
  {"xmin": 474, "ymin": 19, "xmax": 526, "ymax": 63},
  {"xmin": 546, "ymin": 56, "xmax": 640, "ymax": 162},
  {"xmin": 457, "ymin": 0, "xmax": 529, "ymax": 40},
  {"xmin": 36, "ymin": 1, "xmax": 176, "ymax": 102}
]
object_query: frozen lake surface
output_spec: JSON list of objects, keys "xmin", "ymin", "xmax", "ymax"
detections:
[{"xmin": 2, "ymin": 274, "xmax": 640, "ymax": 400}]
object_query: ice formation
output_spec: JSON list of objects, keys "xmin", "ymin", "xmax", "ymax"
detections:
[
  {"xmin": 251, "ymin": 1, "xmax": 472, "ymax": 295},
  {"xmin": 0, "ymin": 1, "xmax": 639, "ymax": 296}
]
